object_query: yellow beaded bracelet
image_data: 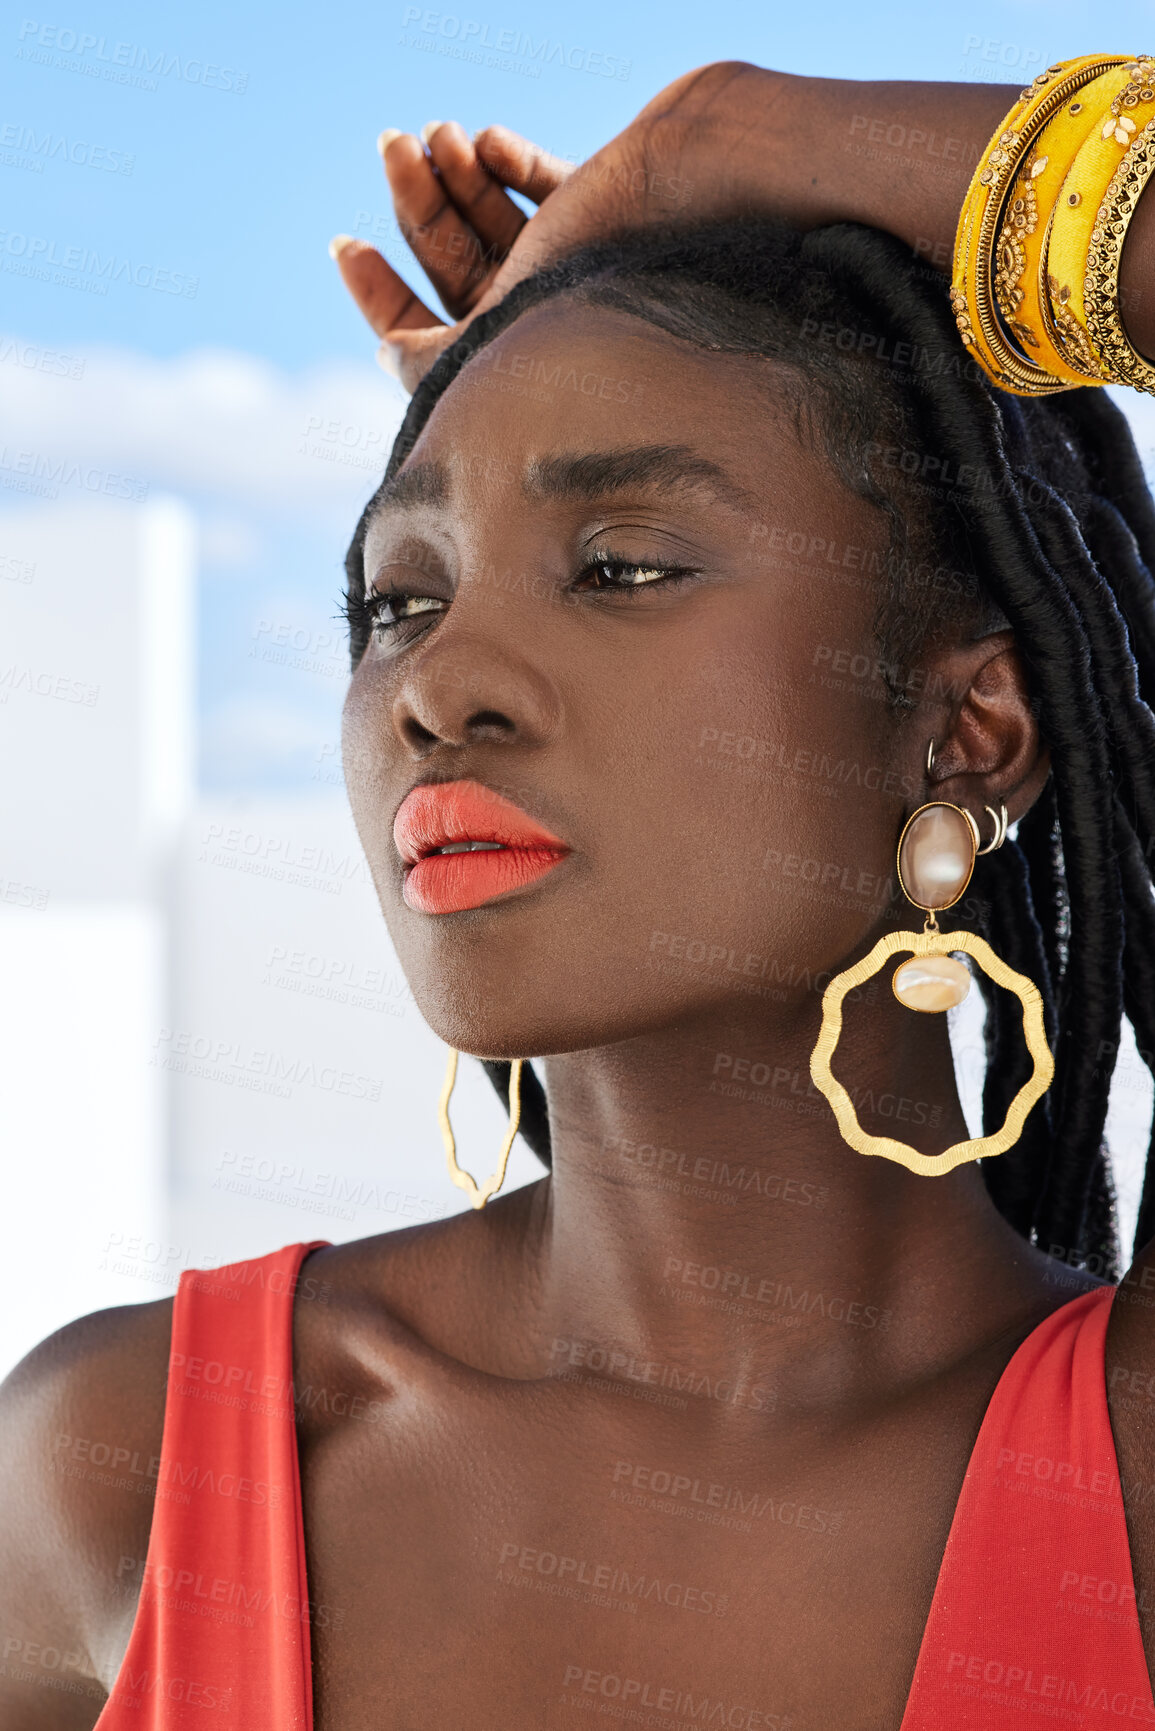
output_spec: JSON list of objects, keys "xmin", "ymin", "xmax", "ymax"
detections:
[
  {"xmin": 950, "ymin": 53, "xmax": 1132, "ymax": 394},
  {"xmin": 1047, "ymin": 57, "xmax": 1155, "ymax": 392},
  {"xmin": 993, "ymin": 66, "xmax": 1131, "ymax": 384}
]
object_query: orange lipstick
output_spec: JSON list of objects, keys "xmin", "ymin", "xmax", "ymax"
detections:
[{"xmin": 393, "ymin": 779, "xmax": 570, "ymax": 914}]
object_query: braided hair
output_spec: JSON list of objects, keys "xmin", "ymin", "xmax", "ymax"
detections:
[{"xmin": 346, "ymin": 216, "xmax": 1155, "ymax": 1280}]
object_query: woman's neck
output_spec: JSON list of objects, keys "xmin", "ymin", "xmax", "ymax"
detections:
[{"xmin": 495, "ymin": 995, "xmax": 1059, "ymax": 1419}]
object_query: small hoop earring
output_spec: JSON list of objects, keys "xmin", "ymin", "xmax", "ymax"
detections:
[
  {"xmin": 438, "ymin": 1050, "xmax": 522, "ymax": 1210},
  {"xmin": 976, "ymin": 801, "xmax": 1009, "ymax": 855},
  {"xmin": 926, "ymin": 737, "xmax": 937, "ymax": 776}
]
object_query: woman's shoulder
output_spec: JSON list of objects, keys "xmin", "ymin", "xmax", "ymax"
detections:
[
  {"xmin": 1106, "ymin": 1234, "xmax": 1155, "ymax": 1417},
  {"xmin": 303, "ymin": 1183, "xmax": 545, "ymax": 1321},
  {"xmin": 294, "ymin": 1188, "xmax": 548, "ymax": 1406},
  {"xmin": 0, "ymin": 1294, "xmax": 173, "ymax": 1712},
  {"xmin": 1104, "ymin": 1234, "xmax": 1155, "ymax": 1668}
]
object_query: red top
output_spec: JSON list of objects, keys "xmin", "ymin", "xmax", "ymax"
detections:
[{"xmin": 93, "ymin": 1242, "xmax": 1154, "ymax": 1729}]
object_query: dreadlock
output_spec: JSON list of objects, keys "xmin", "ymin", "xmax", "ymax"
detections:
[{"xmin": 345, "ymin": 216, "xmax": 1155, "ymax": 1279}]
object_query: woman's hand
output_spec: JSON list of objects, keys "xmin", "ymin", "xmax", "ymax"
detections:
[
  {"xmin": 330, "ymin": 121, "xmax": 578, "ymax": 392},
  {"xmin": 331, "ymin": 63, "xmax": 777, "ymax": 393},
  {"xmin": 336, "ymin": 63, "xmax": 1143, "ymax": 391}
]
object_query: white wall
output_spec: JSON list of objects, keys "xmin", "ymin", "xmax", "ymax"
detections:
[
  {"xmin": 0, "ymin": 909, "xmax": 165, "ymax": 1371},
  {"xmin": 161, "ymin": 793, "xmax": 542, "ymax": 1279},
  {"xmin": 0, "ymin": 497, "xmax": 539, "ymax": 1378},
  {"xmin": 0, "ymin": 495, "xmax": 193, "ymax": 1373}
]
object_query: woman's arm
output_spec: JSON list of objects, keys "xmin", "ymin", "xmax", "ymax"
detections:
[
  {"xmin": 333, "ymin": 60, "xmax": 1155, "ymax": 389},
  {"xmin": 0, "ymin": 1302, "xmax": 172, "ymax": 1729}
]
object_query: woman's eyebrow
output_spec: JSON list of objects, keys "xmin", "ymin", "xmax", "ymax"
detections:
[
  {"xmin": 372, "ymin": 461, "xmax": 449, "ymax": 515},
  {"xmin": 370, "ymin": 444, "xmax": 755, "ymax": 528},
  {"xmin": 525, "ymin": 445, "xmax": 756, "ymax": 512}
]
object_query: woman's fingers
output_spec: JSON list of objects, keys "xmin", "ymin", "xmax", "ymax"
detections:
[
  {"xmin": 472, "ymin": 124, "xmax": 576, "ymax": 204},
  {"xmin": 334, "ymin": 121, "xmax": 581, "ymax": 390},
  {"xmin": 380, "ymin": 126, "xmax": 513, "ymax": 319},
  {"xmin": 378, "ymin": 324, "xmax": 461, "ymax": 396},
  {"xmin": 327, "ymin": 234, "xmax": 458, "ymax": 391},
  {"xmin": 328, "ymin": 235, "xmax": 445, "ymax": 341},
  {"xmin": 422, "ymin": 121, "xmax": 529, "ymax": 274},
  {"xmin": 334, "ymin": 122, "xmax": 579, "ymax": 361}
]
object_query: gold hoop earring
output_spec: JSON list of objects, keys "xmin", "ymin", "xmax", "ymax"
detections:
[
  {"xmin": 438, "ymin": 1050, "xmax": 523, "ymax": 1210},
  {"xmin": 977, "ymin": 801, "xmax": 1009, "ymax": 855},
  {"xmin": 926, "ymin": 737, "xmax": 937, "ymax": 776},
  {"xmin": 808, "ymin": 801, "xmax": 1053, "ymax": 1176}
]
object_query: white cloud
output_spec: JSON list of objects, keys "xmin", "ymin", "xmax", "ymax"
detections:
[{"xmin": 0, "ymin": 337, "xmax": 409, "ymax": 517}]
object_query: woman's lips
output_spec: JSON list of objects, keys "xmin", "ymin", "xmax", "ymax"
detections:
[
  {"xmin": 404, "ymin": 845, "xmax": 569, "ymax": 914},
  {"xmin": 393, "ymin": 778, "xmax": 570, "ymax": 914}
]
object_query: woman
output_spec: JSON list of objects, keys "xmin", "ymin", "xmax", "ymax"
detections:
[{"xmin": 3, "ymin": 57, "xmax": 1155, "ymax": 1730}]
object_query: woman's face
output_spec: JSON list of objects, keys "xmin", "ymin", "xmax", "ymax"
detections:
[{"xmin": 342, "ymin": 300, "xmax": 928, "ymax": 1058}]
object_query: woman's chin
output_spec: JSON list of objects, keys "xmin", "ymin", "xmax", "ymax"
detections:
[
  {"xmin": 415, "ymin": 999, "xmax": 619, "ymax": 1063},
  {"xmin": 414, "ymin": 999, "xmax": 565, "ymax": 1062}
]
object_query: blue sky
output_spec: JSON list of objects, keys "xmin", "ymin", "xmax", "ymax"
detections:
[
  {"xmin": 5, "ymin": 0, "xmax": 1148, "ymax": 364},
  {"xmin": 4, "ymin": 0, "xmax": 1153, "ymax": 788}
]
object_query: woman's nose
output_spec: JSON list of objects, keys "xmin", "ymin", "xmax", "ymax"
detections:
[{"xmin": 389, "ymin": 620, "xmax": 562, "ymax": 759}]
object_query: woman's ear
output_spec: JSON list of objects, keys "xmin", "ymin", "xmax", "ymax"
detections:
[{"xmin": 916, "ymin": 629, "xmax": 1051, "ymax": 822}]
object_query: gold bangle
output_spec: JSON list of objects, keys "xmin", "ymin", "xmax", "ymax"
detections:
[
  {"xmin": 1048, "ymin": 57, "xmax": 1155, "ymax": 392},
  {"xmin": 993, "ymin": 67, "xmax": 1131, "ymax": 382},
  {"xmin": 951, "ymin": 53, "xmax": 1132, "ymax": 395}
]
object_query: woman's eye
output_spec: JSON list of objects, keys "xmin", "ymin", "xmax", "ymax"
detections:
[
  {"xmin": 369, "ymin": 591, "xmax": 445, "ymax": 633},
  {"xmin": 575, "ymin": 559, "xmax": 691, "ymax": 591},
  {"xmin": 359, "ymin": 560, "xmax": 696, "ymax": 644}
]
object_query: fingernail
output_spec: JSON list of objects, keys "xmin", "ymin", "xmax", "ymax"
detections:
[
  {"xmin": 376, "ymin": 128, "xmax": 403, "ymax": 158},
  {"xmin": 376, "ymin": 341, "xmax": 403, "ymax": 379},
  {"xmin": 328, "ymin": 233, "xmax": 355, "ymax": 261},
  {"xmin": 420, "ymin": 120, "xmax": 445, "ymax": 146}
]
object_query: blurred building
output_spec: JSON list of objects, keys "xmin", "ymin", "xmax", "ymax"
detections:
[
  {"xmin": 0, "ymin": 496, "xmax": 540, "ymax": 1380},
  {"xmin": 0, "ymin": 495, "xmax": 190, "ymax": 1374}
]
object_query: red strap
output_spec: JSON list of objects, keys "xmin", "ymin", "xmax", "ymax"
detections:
[
  {"xmin": 95, "ymin": 1242, "xmax": 329, "ymax": 1730},
  {"xmin": 902, "ymin": 1286, "xmax": 1155, "ymax": 1725}
]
